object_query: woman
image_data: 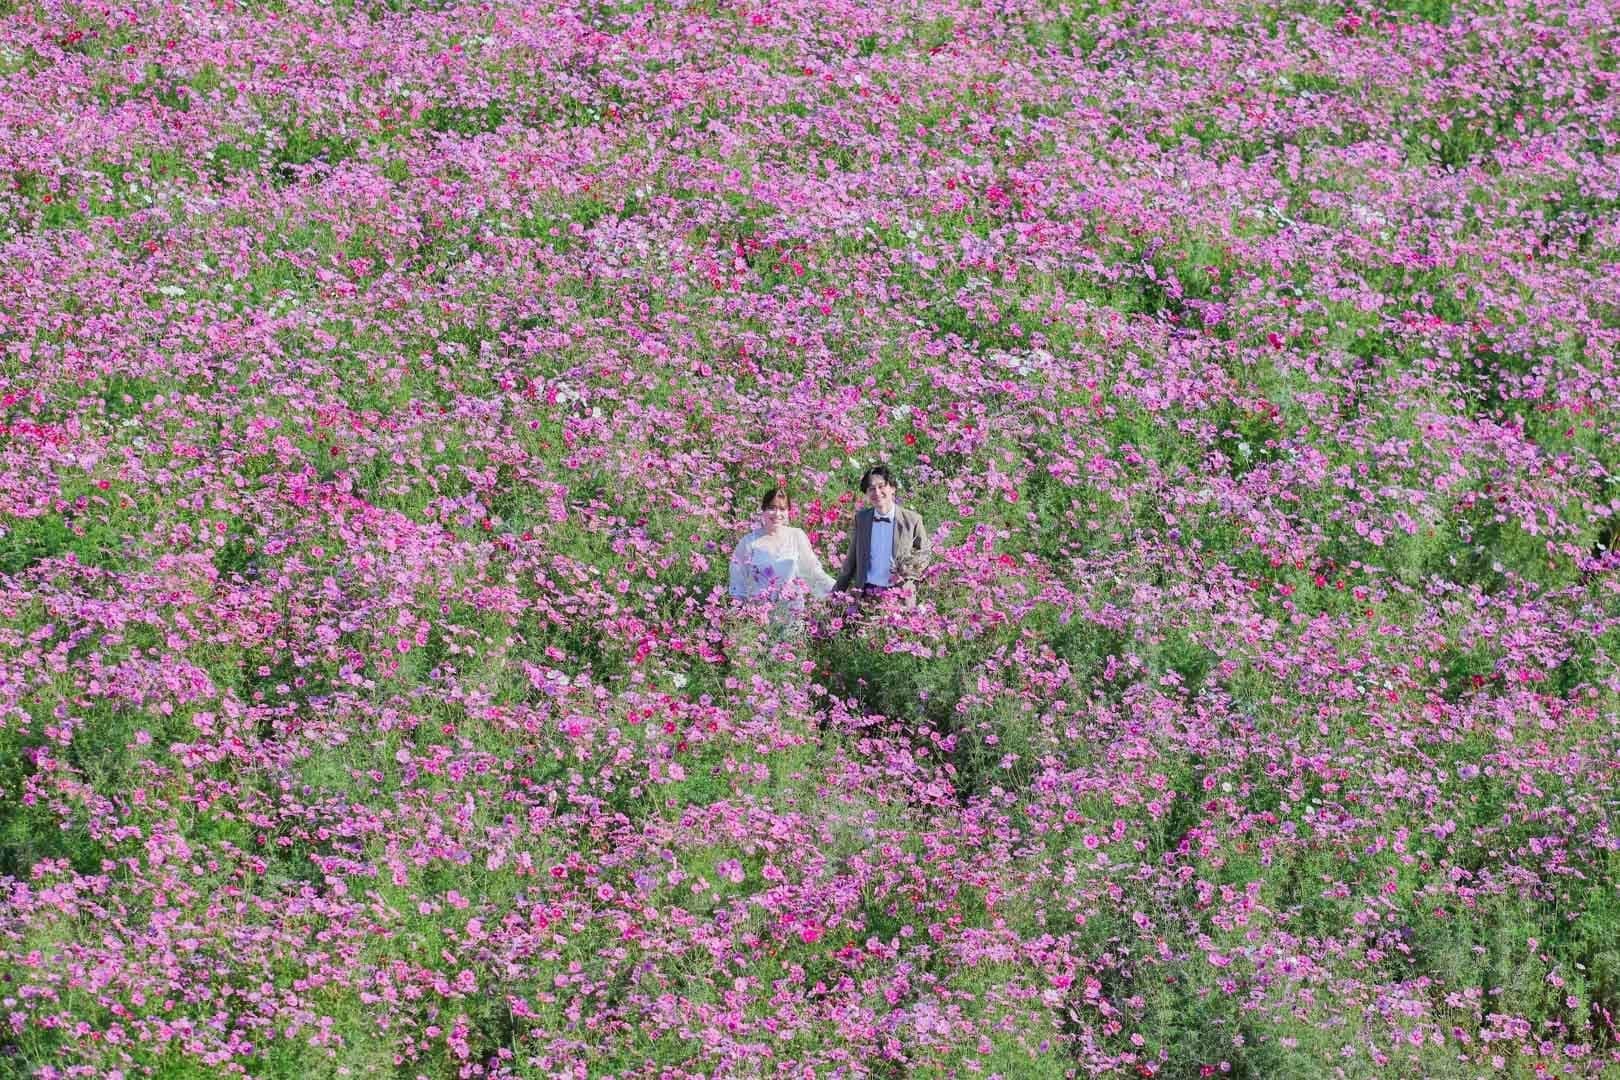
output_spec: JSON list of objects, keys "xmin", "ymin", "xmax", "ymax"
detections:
[{"xmin": 728, "ymin": 484, "xmax": 834, "ymax": 623}]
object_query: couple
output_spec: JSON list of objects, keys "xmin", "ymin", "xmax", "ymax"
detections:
[{"xmin": 727, "ymin": 464, "xmax": 931, "ymax": 619}]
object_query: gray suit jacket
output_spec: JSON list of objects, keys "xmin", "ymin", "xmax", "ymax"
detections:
[{"xmin": 833, "ymin": 505, "xmax": 932, "ymax": 593}]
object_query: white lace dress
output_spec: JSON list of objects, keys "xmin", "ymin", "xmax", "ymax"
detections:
[{"xmin": 728, "ymin": 526, "xmax": 835, "ymax": 614}]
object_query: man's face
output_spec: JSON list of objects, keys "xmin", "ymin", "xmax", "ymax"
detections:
[{"xmin": 866, "ymin": 476, "xmax": 896, "ymax": 515}]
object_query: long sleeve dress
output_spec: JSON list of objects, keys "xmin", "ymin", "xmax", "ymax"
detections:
[{"xmin": 728, "ymin": 526, "xmax": 835, "ymax": 615}]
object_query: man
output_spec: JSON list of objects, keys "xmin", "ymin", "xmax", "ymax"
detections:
[{"xmin": 832, "ymin": 464, "xmax": 931, "ymax": 604}]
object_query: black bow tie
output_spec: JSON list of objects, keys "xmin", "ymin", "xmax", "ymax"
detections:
[{"xmin": 873, "ymin": 515, "xmax": 893, "ymax": 523}]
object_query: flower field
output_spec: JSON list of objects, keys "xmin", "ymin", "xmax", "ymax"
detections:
[{"xmin": 2, "ymin": 0, "xmax": 1618, "ymax": 1075}]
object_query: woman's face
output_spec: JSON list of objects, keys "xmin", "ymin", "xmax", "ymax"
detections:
[{"xmin": 760, "ymin": 495, "xmax": 789, "ymax": 532}]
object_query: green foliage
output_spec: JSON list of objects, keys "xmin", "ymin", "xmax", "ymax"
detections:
[
  {"xmin": 1379, "ymin": 0, "xmax": 1454, "ymax": 21},
  {"xmin": 1048, "ymin": 618, "xmax": 1131, "ymax": 685},
  {"xmin": 0, "ymin": 511, "xmax": 125, "ymax": 575},
  {"xmin": 1022, "ymin": 14, "xmax": 1101, "ymax": 56},
  {"xmin": 212, "ymin": 535, "xmax": 259, "ymax": 580},
  {"xmin": 1407, "ymin": 877, "xmax": 1620, "ymax": 1052},
  {"xmin": 1404, "ymin": 114, "xmax": 1499, "ymax": 171},
  {"xmin": 207, "ymin": 140, "xmax": 268, "ymax": 183},
  {"xmin": 214, "ymin": 126, "xmax": 357, "ymax": 188},
  {"xmin": 97, "ymin": 371, "xmax": 165, "ymax": 419},
  {"xmin": 517, "ymin": 189, "xmax": 639, "ymax": 250},
  {"xmin": 814, "ymin": 618, "xmax": 1003, "ymax": 795},
  {"xmin": 420, "ymin": 101, "xmax": 510, "ymax": 136},
  {"xmin": 0, "ymin": 729, "xmax": 78, "ymax": 878}
]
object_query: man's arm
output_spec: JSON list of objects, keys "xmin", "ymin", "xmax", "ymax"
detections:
[
  {"xmin": 832, "ymin": 518, "xmax": 858, "ymax": 593},
  {"xmin": 895, "ymin": 511, "xmax": 932, "ymax": 581}
]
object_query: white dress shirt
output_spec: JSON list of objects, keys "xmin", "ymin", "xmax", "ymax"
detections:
[{"xmin": 866, "ymin": 511, "xmax": 896, "ymax": 587}]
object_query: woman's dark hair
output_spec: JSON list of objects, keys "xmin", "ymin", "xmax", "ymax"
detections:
[
  {"xmin": 760, "ymin": 484, "xmax": 791, "ymax": 510},
  {"xmin": 859, "ymin": 464, "xmax": 896, "ymax": 493}
]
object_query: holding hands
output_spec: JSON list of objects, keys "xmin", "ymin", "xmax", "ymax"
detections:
[{"xmin": 729, "ymin": 464, "xmax": 929, "ymax": 622}]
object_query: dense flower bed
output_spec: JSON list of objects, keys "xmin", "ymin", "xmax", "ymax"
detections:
[{"xmin": 1, "ymin": 0, "xmax": 1617, "ymax": 1075}]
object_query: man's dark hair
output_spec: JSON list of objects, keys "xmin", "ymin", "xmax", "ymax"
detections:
[
  {"xmin": 859, "ymin": 464, "xmax": 896, "ymax": 493},
  {"xmin": 760, "ymin": 484, "xmax": 790, "ymax": 510}
]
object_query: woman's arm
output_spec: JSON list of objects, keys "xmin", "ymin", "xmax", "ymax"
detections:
[
  {"xmin": 728, "ymin": 534, "xmax": 754, "ymax": 598},
  {"xmin": 795, "ymin": 529, "xmax": 836, "ymax": 598}
]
